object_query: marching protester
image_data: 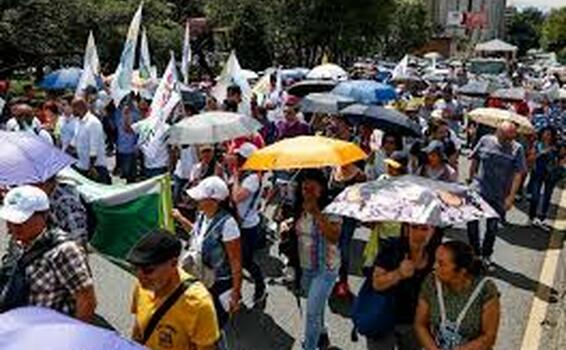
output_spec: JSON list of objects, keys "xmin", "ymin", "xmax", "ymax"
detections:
[
  {"xmin": 230, "ymin": 142, "xmax": 267, "ymax": 306},
  {"xmin": 284, "ymin": 170, "xmax": 342, "ymax": 350},
  {"xmin": 414, "ymin": 241, "xmax": 500, "ymax": 350},
  {"xmin": 128, "ymin": 229, "xmax": 220, "ymax": 350},
  {"xmin": 416, "ymin": 140, "xmax": 458, "ymax": 182},
  {"xmin": 69, "ymin": 98, "xmax": 111, "ymax": 184},
  {"xmin": 173, "ymin": 176, "xmax": 243, "ymax": 328},
  {"xmin": 0, "ymin": 186, "xmax": 96, "ymax": 321},
  {"xmin": 368, "ymin": 224, "xmax": 442, "ymax": 349},
  {"xmin": 467, "ymin": 121, "xmax": 527, "ymax": 266}
]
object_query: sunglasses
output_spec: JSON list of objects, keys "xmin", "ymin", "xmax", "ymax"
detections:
[{"xmin": 135, "ymin": 264, "xmax": 159, "ymax": 275}]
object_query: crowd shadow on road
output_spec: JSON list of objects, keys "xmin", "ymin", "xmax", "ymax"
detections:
[
  {"xmin": 224, "ymin": 307, "xmax": 296, "ymax": 350},
  {"xmin": 490, "ymin": 263, "xmax": 559, "ymax": 303}
]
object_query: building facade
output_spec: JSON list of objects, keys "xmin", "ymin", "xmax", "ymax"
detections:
[{"xmin": 425, "ymin": 0, "xmax": 507, "ymax": 41}]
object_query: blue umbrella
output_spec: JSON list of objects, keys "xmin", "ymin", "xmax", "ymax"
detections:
[
  {"xmin": 39, "ymin": 67, "xmax": 83, "ymax": 90},
  {"xmin": 0, "ymin": 307, "xmax": 145, "ymax": 350},
  {"xmin": 332, "ymin": 80, "xmax": 397, "ymax": 104},
  {"xmin": 0, "ymin": 131, "xmax": 75, "ymax": 185}
]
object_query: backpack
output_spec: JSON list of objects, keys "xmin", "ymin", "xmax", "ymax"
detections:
[
  {"xmin": 0, "ymin": 236, "xmax": 66, "ymax": 312},
  {"xmin": 350, "ymin": 278, "xmax": 396, "ymax": 339}
]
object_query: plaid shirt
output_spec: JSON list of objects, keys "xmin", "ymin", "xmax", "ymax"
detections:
[
  {"xmin": 22, "ymin": 228, "xmax": 93, "ymax": 316},
  {"xmin": 49, "ymin": 183, "xmax": 88, "ymax": 244}
]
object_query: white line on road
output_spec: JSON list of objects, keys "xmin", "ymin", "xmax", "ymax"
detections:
[{"xmin": 520, "ymin": 187, "xmax": 566, "ymax": 350}]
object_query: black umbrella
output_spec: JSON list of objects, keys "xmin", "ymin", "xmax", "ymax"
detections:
[
  {"xmin": 300, "ymin": 92, "xmax": 355, "ymax": 114},
  {"xmin": 287, "ymin": 80, "xmax": 337, "ymax": 97},
  {"xmin": 456, "ymin": 80, "xmax": 496, "ymax": 97},
  {"xmin": 340, "ymin": 104, "xmax": 422, "ymax": 137}
]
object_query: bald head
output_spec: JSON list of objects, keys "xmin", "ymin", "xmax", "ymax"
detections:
[
  {"xmin": 71, "ymin": 98, "xmax": 89, "ymax": 118},
  {"xmin": 497, "ymin": 121, "xmax": 518, "ymax": 143}
]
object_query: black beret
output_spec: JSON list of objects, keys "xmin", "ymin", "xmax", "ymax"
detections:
[{"xmin": 126, "ymin": 229, "xmax": 182, "ymax": 266}]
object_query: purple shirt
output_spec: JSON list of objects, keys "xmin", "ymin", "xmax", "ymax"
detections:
[{"xmin": 277, "ymin": 120, "xmax": 310, "ymax": 139}]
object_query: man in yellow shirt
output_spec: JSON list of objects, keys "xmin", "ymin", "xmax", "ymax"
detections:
[{"xmin": 127, "ymin": 229, "xmax": 220, "ymax": 350}]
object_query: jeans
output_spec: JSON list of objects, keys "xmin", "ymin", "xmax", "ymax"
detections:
[
  {"xmin": 143, "ymin": 166, "xmax": 168, "ymax": 179},
  {"xmin": 529, "ymin": 174, "xmax": 558, "ymax": 220},
  {"xmin": 116, "ymin": 153, "xmax": 137, "ymax": 183},
  {"xmin": 338, "ymin": 217, "xmax": 356, "ymax": 282},
  {"xmin": 172, "ymin": 175, "xmax": 189, "ymax": 204},
  {"xmin": 241, "ymin": 225, "xmax": 266, "ymax": 295},
  {"xmin": 467, "ymin": 218, "xmax": 499, "ymax": 258},
  {"xmin": 301, "ymin": 269, "xmax": 338, "ymax": 350}
]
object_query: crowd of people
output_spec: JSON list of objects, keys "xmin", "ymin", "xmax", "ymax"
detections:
[{"xmin": 0, "ymin": 65, "xmax": 565, "ymax": 350}]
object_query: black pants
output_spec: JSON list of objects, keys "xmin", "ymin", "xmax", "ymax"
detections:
[
  {"xmin": 467, "ymin": 218, "xmax": 499, "ymax": 258},
  {"xmin": 241, "ymin": 225, "xmax": 266, "ymax": 294},
  {"xmin": 209, "ymin": 278, "xmax": 232, "ymax": 328}
]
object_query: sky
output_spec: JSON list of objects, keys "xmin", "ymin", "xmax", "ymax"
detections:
[{"xmin": 508, "ymin": 0, "xmax": 566, "ymax": 11}]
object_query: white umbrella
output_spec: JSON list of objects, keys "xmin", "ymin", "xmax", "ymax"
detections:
[
  {"xmin": 167, "ymin": 112, "xmax": 262, "ymax": 145},
  {"xmin": 306, "ymin": 64, "xmax": 348, "ymax": 81}
]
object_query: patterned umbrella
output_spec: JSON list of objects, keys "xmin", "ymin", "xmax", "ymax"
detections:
[
  {"xmin": 0, "ymin": 131, "xmax": 75, "ymax": 186},
  {"xmin": 324, "ymin": 175, "xmax": 499, "ymax": 227},
  {"xmin": 0, "ymin": 307, "xmax": 145, "ymax": 350}
]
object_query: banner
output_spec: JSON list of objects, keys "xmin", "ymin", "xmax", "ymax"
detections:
[
  {"xmin": 57, "ymin": 168, "xmax": 173, "ymax": 261},
  {"xmin": 181, "ymin": 20, "xmax": 191, "ymax": 85},
  {"xmin": 110, "ymin": 2, "xmax": 143, "ymax": 106},
  {"xmin": 133, "ymin": 54, "xmax": 181, "ymax": 148}
]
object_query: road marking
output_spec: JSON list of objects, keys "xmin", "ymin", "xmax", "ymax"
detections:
[{"xmin": 520, "ymin": 186, "xmax": 566, "ymax": 350}]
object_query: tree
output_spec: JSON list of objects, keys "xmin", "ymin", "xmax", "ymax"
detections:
[
  {"xmin": 506, "ymin": 7, "xmax": 544, "ymax": 57},
  {"xmin": 541, "ymin": 7, "xmax": 566, "ymax": 63},
  {"xmin": 0, "ymin": 0, "xmax": 182, "ymax": 79},
  {"xmin": 230, "ymin": 2, "xmax": 273, "ymax": 70},
  {"xmin": 383, "ymin": 0, "xmax": 432, "ymax": 59}
]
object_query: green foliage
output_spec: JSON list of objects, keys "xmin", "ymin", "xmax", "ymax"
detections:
[
  {"xmin": 383, "ymin": 0, "xmax": 432, "ymax": 59},
  {"xmin": 506, "ymin": 7, "xmax": 544, "ymax": 57},
  {"xmin": 0, "ymin": 0, "xmax": 182, "ymax": 78},
  {"xmin": 541, "ymin": 7, "xmax": 566, "ymax": 58}
]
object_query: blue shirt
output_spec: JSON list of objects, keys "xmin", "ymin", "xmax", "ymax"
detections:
[
  {"xmin": 470, "ymin": 135, "xmax": 527, "ymax": 215},
  {"xmin": 112, "ymin": 107, "xmax": 139, "ymax": 154}
]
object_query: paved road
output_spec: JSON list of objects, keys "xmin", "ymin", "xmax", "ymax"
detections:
[{"xmin": 0, "ymin": 155, "xmax": 565, "ymax": 350}]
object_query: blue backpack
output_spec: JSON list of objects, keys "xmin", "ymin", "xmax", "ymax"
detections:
[{"xmin": 351, "ymin": 278, "xmax": 396, "ymax": 339}]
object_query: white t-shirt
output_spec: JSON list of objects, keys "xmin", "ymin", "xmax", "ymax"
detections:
[
  {"xmin": 174, "ymin": 146, "xmax": 198, "ymax": 179},
  {"xmin": 235, "ymin": 173, "xmax": 261, "ymax": 229},
  {"xmin": 71, "ymin": 112, "xmax": 107, "ymax": 170},
  {"xmin": 56, "ymin": 115, "xmax": 78, "ymax": 151},
  {"xmin": 38, "ymin": 129, "xmax": 54, "ymax": 145}
]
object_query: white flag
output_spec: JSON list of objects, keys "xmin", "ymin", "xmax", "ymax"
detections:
[
  {"xmin": 139, "ymin": 27, "xmax": 151, "ymax": 80},
  {"xmin": 211, "ymin": 50, "xmax": 251, "ymax": 105},
  {"xmin": 75, "ymin": 31, "xmax": 100, "ymax": 97},
  {"xmin": 110, "ymin": 2, "xmax": 143, "ymax": 106},
  {"xmin": 84, "ymin": 31, "xmax": 100, "ymax": 75},
  {"xmin": 134, "ymin": 53, "xmax": 181, "ymax": 150},
  {"xmin": 392, "ymin": 55, "xmax": 409, "ymax": 80},
  {"xmin": 181, "ymin": 20, "xmax": 191, "ymax": 85}
]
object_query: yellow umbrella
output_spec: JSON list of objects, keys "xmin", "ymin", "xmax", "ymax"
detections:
[
  {"xmin": 468, "ymin": 107, "xmax": 535, "ymax": 135},
  {"xmin": 242, "ymin": 136, "xmax": 367, "ymax": 171}
]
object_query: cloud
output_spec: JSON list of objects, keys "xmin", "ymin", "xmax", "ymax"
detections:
[{"xmin": 508, "ymin": 0, "xmax": 566, "ymax": 10}]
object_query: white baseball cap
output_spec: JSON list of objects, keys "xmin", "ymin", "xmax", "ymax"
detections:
[
  {"xmin": 186, "ymin": 176, "xmax": 229, "ymax": 201},
  {"xmin": 234, "ymin": 142, "xmax": 258, "ymax": 159},
  {"xmin": 0, "ymin": 186, "xmax": 50, "ymax": 224}
]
